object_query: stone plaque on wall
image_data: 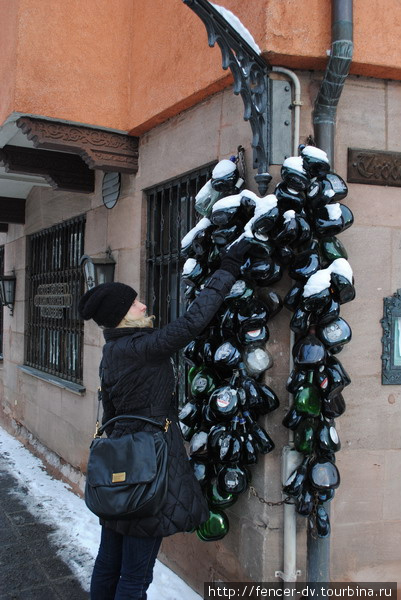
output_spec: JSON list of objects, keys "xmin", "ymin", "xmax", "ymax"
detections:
[{"xmin": 348, "ymin": 148, "xmax": 401, "ymax": 187}]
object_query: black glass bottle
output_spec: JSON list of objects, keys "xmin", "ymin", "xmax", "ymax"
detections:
[
  {"xmin": 301, "ymin": 146, "xmax": 330, "ymax": 178},
  {"xmin": 283, "ymin": 457, "xmax": 309, "ymax": 497},
  {"xmin": 274, "ymin": 181, "xmax": 305, "ymax": 211},
  {"xmin": 316, "ymin": 419, "xmax": 341, "ymax": 454},
  {"xmin": 225, "ymin": 279, "xmax": 255, "ymax": 303},
  {"xmin": 189, "ymin": 430, "xmax": 209, "ymax": 461},
  {"xmin": 190, "ymin": 459, "xmax": 213, "ymax": 487},
  {"xmin": 209, "ymin": 373, "xmax": 240, "ymax": 421},
  {"xmin": 282, "ymin": 406, "xmax": 304, "ymax": 431},
  {"xmin": 330, "ymin": 272, "xmax": 356, "ymax": 304},
  {"xmin": 308, "ymin": 456, "xmax": 340, "ymax": 490},
  {"xmin": 217, "ymin": 416, "xmax": 242, "ymax": 463},
  {"xmin": 321, "ymin": 393, "xmax": 346, "ymax": 419},
  {"xmin": 288, "ymin": 249, "xmax": 320, "ymax": 281},
  {"xmin": 281, "ymin": 158, "xmax": 310, "ymax": 191},
  {"xmin": 213, "ymin": 339, "xmax": 242, "ymax": 373},
  {"xmin": 238, "ymin": 417, "xmax": 258, "ymax": 465},
  {"xmin": 315, "ymin": 298, "xmax": 340, "ymax": 326},
  {"xmin": 290, "ymin": 307, "xmax": 311, "ymax": 336},
  {"xmin": 243, "ymin": 410, "xmax": 275, "ymax": 454},
  {"xmin": 296, "ymin": 486, "xmax": 315, "ymax": 516},
  {"xmin": 284, "ymin": 281, "xmax": 305, "ymax": 312},
  {"xmin": 216, "ymin": 464, "xmax": 250, "ymax": 495},
  {"xmin": 317, "ymin": 317, "xmax": 352, "ymax": 350},
  {"xmin": 293, "ymin": 332, "xmax": 326, "ymax": 367},
  {"xmin": 286, "ymin": 368, "xmax": 307, "ymax": 394},
  {"xmin": 178, "ymin": 400, "xmax": 202, "ymax": 427},
  {"xmin": 312, "ymin": 505, "xmax": 331, "ymax": 538}
]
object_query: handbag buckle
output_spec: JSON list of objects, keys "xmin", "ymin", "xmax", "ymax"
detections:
[
  {"xmin": 94, "ymin": 421, "xmax": 101, "ymax": 439},
  {"xmin": 164, "ymin": 418, "xmax": 171, "ymax": 432}
]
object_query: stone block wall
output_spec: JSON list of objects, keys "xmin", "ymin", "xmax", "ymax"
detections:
[{"xmin": 0, "ymin": 72, "xmax": 400, "ymax": 589}]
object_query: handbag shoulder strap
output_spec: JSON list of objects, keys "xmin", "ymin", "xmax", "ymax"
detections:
[{"xmin": 96, "ymin": 414, "xmax": 171, "ymax": 438}]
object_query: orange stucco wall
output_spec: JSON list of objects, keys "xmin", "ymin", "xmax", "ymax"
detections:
[
  {"xmin": 0, "ymin": 0, "xmax": 134, "ymax": 131},
  {"xmin": 0, "ymin": 0, "xmax": 400, "ymax": 134},
  {"xmin": 0, "ymin": 0, "xmax": 19, "ymax": 125}
]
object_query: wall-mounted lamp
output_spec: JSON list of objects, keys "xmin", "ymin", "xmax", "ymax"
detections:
[
  {"xmin": 0, "ymin": 271, "xmax": 16, "ymax": 315},
  {"xmin": 80, "ymin": 250, "xmax": 116, "ymax": 291}
]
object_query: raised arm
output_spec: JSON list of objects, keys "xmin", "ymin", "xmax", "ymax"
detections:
[{"xmin": 132, "ymin": 239, "xmax": 252, "ymax": 362}]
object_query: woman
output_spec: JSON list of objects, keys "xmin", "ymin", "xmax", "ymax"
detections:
[{"xmin": 78, "ymin": 238, "xmax": 251, "ymax": 600}]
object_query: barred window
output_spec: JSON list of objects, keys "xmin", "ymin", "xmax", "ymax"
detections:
[
  {"xmin": 26, "ymin": 215, "xmax": 85, "ymax": 384},
  {"xmin": 145, "ymin": 164, "xmax": 214, "ymax": 405}
]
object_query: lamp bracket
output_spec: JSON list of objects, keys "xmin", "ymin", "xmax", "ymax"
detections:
[{"xmin": 183, "ymin": 0, "xmax": 272, "ymax": 195}]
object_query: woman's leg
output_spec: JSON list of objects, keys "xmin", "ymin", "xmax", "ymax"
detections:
[
  {"xmin": 114, "ymin": 535, "xmax": 162, "ymax": 600},
  {"xmin": 90, "ymin": 526, "xmax": 123, "ymax": 600}
]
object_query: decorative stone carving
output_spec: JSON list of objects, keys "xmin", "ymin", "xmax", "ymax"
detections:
[
  {"xmin": 381, "ymin": 289, "xmax": 401, "ymax": 384},
  {"xmin": 17, "ymin": 117, "xmax": 139, "ymax": 174},
  {"xmin": 348, "ymin": 148, "xmax": 401, "ymax": 187}
]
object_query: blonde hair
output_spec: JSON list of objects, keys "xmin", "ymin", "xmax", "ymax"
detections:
[{"xmin": 116, "ymin": 314, "xmax": 155, "ymax": 329}]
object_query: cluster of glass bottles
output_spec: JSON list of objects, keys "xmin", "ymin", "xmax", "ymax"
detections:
[
  {"xmin": 179, "ymin": 145, "xmax": 354, "ymax": 541},
  {"xmin": 179, "ymin": 156, "xmax": 282, "ymax": 542},
  {"xmin": 280, "ymin": 145, "xmax": 354, "ymax": 538}
]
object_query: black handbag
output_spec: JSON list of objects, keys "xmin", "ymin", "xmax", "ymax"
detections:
[{"xmin": 85, "ymin": 414, "xmax": 171, "ymax": 520}]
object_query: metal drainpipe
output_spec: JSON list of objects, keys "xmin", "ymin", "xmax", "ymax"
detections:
[
  {"xmin": 308, "ymin": 0, "xmax": 353, "ymax": 585},
  {"xmin": 271, "ymin": 67, "xmax": 303, "ymax": 587}
]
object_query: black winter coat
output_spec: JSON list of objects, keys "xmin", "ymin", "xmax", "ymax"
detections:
[{"xmin": 99, "ymin": 268, "xmax": 236, "ymax": 538}]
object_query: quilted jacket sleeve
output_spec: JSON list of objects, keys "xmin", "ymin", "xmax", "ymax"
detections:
[{"xmin": 131, "ymin": 268, "xmax": 236, "ymax": 362}]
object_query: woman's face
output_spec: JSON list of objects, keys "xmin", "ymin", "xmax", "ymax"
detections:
[{"xmin": 126, "ymin": 299, "xmax": 147, "ymax": 320}]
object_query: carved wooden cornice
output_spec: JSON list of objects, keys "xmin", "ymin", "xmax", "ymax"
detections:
[
  {"xmin": 0, "ymin": 146, "xmax": 95, "ymax": 193},
  {"xmin": 16, "ymin": 117, "xmax": 139, "ymax": 174}
]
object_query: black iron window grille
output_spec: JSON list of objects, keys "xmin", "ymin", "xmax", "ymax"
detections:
[
  {"xmin": 0, "ymin": 245, "xmax": 4, "ymax": 360},
  {"xmin": 145, "ymin": 164, "xmax": 215, "ymax": 405},
  {"xmin": 26, "ymin": 215, "xmax": 86, "ymax": 384}
]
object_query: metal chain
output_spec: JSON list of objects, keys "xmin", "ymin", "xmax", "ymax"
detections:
[{"xmin": 248, "ymin": 486, "xmax": 295, "ymax": 507}]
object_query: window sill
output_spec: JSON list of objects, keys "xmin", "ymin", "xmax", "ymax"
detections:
[{"xmin": 18, "ymin": 365, "xmax": 86, "ymax": 395}]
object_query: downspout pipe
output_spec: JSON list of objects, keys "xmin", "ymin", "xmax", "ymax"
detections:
[
  {"xmin": 308, "ymin": 0, "xmax": 353, "ymax": 585},
  {"xmin": 271, "ymin": 66, "xmax": 302, "ymax": 586},
  {"xmin": 313, "ymin": 0, "xmax": 353, "ymax": 166}
]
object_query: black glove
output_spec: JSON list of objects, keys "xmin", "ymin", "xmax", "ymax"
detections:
[{"xmin": 220, "ymin": 236, "xmax": 253, "ymax": 278}]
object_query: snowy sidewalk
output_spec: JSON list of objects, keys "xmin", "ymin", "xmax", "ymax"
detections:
[{"xmin": 0, "ymin": 426, "xmax": 202, "ymax": 600}]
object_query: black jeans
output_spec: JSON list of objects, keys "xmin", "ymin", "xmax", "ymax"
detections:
[{"xmin": 90, "ymin": 526, "xmax": 162, "ymax": 600}]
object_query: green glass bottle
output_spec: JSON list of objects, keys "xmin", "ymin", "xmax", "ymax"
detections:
[
  {"xmin": 294, "ymin": 371, "xmax": 321, "ymax": 416},
  {"xmin": 319, "ymin": 236, "xmax": 348, "ymax": 262},
  {"xmin": 187, "ymin": 365, "xmax": 201, "ymax": 386},
  {"xmin": 196, "ymin": 509, "xmax": 229, "ymax": 542},
  {"xmin": 294, "ymin": 418, "xmax": 318, "ymax": 453},
  {"xmin": 190, "ymin": 367, "xmax": 219, "ymax": 400},
  {"xmin": 206, "ymin": 480, "xmax": 238, "ymax": 510}
]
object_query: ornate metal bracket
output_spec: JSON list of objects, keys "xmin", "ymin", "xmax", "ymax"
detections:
[
  {"xmin": 183, "ymin": 0, "xmax": 271, "ymax": 195},
  {"xmin": 381, "ymin": 289, "xmax": 401, "ymax": 384}
]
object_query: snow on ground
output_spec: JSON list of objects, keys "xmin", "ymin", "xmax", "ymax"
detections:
[{"xmin": 0, "ymin": 426, "xmax": 201, "ymax": 599}]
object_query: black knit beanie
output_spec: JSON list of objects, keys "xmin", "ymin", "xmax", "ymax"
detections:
[{"xmin": 78, "ymin": 282, "xmax": 137, "ymax": 328}]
